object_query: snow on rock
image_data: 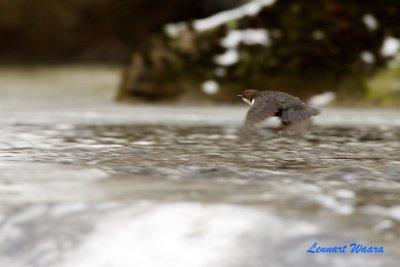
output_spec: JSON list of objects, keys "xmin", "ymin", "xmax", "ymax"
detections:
[
  {"xmin": 193, "ymin": 0, "xmax": 277, "ymax": 32},
  {"xmin": 381, "ymin": 37, "xmax": 400, "ymax": 57},
  {"xmin": 362, "ymin": 14, "xmax": 379, "ymax": 31},
  {"xmin": 360, "ymin": 51, "xmax": 375, "ymax": 64},
  {"xmin": 308, "ymin": 92, "xmax": 335, "ymax": 107},
  {"xmin": 201, "ymin": 80, "xmax": 220, "ymax": 95},
  {"xmin": 216, "ymin": 29, "xmax": 270, "ymax": 66},
  {"xmin": 214, "ymin": 49, "xmax": 239, "ymax": 66},
  {"xmin": 164, "ymin": 22, "xmax": 188, "ymax": 38},
  {"xmin": 221, "ymin": 29, "xmax": 270, "ymax": 48}
]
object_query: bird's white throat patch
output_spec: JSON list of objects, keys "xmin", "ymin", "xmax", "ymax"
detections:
[{"xmin": 242, "ymin": 97, "xmax": 255, "ymax": 106}]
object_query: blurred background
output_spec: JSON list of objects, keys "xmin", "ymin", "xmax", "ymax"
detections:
[
  {"xmin": 1, "ymin": 0, "xmax": 400, "ymax": 105},
  {"xmin": 1, "ymin": 1, "xmax": 400, "ymax": 267}
]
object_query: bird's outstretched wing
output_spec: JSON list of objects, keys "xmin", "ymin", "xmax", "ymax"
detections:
[
  {"xmin": 281, "ymin": 117, "xmax": 312, "ymax": 136},
  {"xmin": 280, "ymin": 107, "xmax": 320, "ymax": 135},
  {"xmin": 239, "ymin": 99, "xmax": 280, "ymax": 135}
]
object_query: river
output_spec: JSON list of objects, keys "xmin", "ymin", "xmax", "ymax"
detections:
[{"xmin": 0, "ymin": 66, "xmax": 399, "ymax": 267}]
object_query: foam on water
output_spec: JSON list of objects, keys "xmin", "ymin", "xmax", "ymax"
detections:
[{"xmin": 54, "ymin": 203, "xmax": 317, "ymax": 267}]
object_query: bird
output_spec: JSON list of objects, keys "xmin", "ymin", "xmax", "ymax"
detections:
[{"xmin": 238, "ymin": 89, "xmax": 320, "ymax": 135}]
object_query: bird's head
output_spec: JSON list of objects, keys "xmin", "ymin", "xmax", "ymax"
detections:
[{"xmin": 237, "ymin": 89, "xmax": 258, "ymax": 105}]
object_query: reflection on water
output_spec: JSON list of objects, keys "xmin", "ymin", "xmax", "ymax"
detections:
[{"xmin": 0, "ymin": 107, "xmax": 400, "ymax": 267}]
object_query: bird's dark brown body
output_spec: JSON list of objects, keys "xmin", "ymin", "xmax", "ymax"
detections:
[{"xmin": 239, "ymin": 89, "xmax": 320, "ymax": 135}]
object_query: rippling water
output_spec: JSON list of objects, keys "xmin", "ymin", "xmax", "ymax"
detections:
[
  {"xmin": 0, "ymin": 67, "xmax": 399, "ymax": 267},
  {"xmin": 1, "ymin": 114, "xmax": 400, "ymax": 267}
]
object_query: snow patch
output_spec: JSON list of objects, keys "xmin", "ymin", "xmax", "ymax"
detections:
[
  {"xmin": 202, "ymin": 80, "xmax": 220, "ymax": 95},
  {"xmin": 360, "ymin": 51, "xmax": 375, "ymax": 64},
  {"xmin": 381, "ymin": 37, "xmax": 400, "ymax": 57},
  {"xmin": 193, "ymin": 0, "xmax": 277, "ymax": 32},
  {"xmin": 308, "ymin": 92, "xmax": 335, "ymax": 107},
  {"xmin": 362, "ymin": 14, "xmax": 379, "ymax": 31},
  {"xmin": 164, "ymin": 22, "xmax": 188, "ymax": 38},
  {"xmin": 214, "ymin": 49, "xmax": 239, "ymax": 66},
  {"xmin": 221, "ymin": 29, "xmax": 270, "ymax": 48}
]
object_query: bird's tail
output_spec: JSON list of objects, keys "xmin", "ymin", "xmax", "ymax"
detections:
[
  {"xmin": 305, "ymin": 107, "xmax": 321, "ymax": 116},
  {"xmin": 282, "ymin": 107, "xmax": 320, "ymax": 123}
]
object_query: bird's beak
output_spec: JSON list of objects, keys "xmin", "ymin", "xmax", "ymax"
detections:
[{"xmin": 237, "ymin": 94, "xmax": 242, "ymax": 98}]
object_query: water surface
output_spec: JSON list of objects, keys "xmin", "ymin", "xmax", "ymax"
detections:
[{"xmin": 0, "ymin": 66, "xmax": 399, "ymax": 267}]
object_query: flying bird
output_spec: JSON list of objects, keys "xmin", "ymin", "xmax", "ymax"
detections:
[{"xmin": 238, "ymin": 89, "xmax": 320, "ymax": 135}]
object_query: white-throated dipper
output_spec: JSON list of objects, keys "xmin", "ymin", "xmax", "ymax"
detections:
[{"xmin": 238, "ymin": 89, "xmax": 321, "ymax": 135}]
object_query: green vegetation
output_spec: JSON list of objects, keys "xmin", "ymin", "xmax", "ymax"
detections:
[{"xmin": 367, "ymin": 63, "xmax": 400, "ymax": 106}]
